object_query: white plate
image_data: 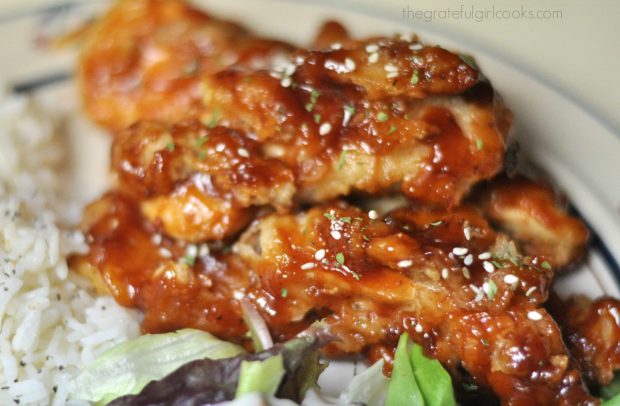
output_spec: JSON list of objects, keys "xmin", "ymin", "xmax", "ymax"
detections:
[{"xmin": 2, "ymin": 0, "xmax": 619, "ymax": 398}]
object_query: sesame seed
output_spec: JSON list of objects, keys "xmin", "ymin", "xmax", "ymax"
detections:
[
  {"xmin": 478, "ymin": 252, "xmax": 492, "ymax": 260},
  {"xmin": 470, "ymin": 284, "xmax": 484, "ymax": 302},
  {"xmin": 462, "ymin": 267, "xmax": 471, "ymax": 279},
  {"xmin": 186, "ymin": 244, "xmax": 198, "ymax": 258},
  {"xmin": 159, "ymin": 247, "xmax": 172, "ymax": 258},
  {"xmin": 483, "ymin": 261, "xmax": 495, "ymax": 273},
  {"xmin": 301, "ymin": 262, "xmax": 315, "ymax": 270},
  {"xmin": 525, "ymin": 286, "xmax": 537, "ymax": 297},
  {"xmin": 151, "ymin": 233, "xmax": 162, "ymax": 245},
  {"xmin": 527, "ymin": 311, "xmax": 543, "ymax": 321},
  {"xmin": 344, "ymin": 58, "xmax": 356, "ymax": 71},
  {"xmin": 452, "ymin": 247, "xmax": 468, "ymax": 256},
  {"xmin": 398, "ymin": 259, "xmax": 413, "ymax": 268},
  {"xmin": 314, "ymin": 249, "xmax": 326, "ymax": 261},
  {"xmin": 463, "ymin": 254, "xmax": 473, "ymax": 266},
  {"xmin": 215, "ymin": 143, "xmax": 225, "ymax": 152},
  {"xmin": 198, "ymin": 244, "xmax": 209, "ymax": 257},
  {"xmin": 330, "ymin": 42, "xmax": 342, "ymax": 50},
  {"xmin": 504, "ymin": 274, "xmax": 519, "ymax": 285},
  {"xmin": 319, "ymin": 122, "xmax": 332, "ymax": 135},
  {"xmin": 387, "ymin": 246, "xmax": 394, "ymax": 252},
  {"xmin": 384, "ymin": 64, "xmax": 398, "ymax": 72},
  {"xmin": 414, "ymin": 323, "xmax": 423, "ymax": 333},
  {"xmin": 368, "ymin": 52, "xmax": 379, "ymax": 64},
  {"xmin": 463, "ymin": 226, "xmax": 472, "ymax": 241},
  {"xmin": 368, "ymin": 210, "xmax": 378, "ymax": 220},
  {"xmin": 386, "ymin": 71, "xmax": 399, "ymax": 79},
  {"xmin": 280, "ymin": 77, "xmax": 292, "ymax": 87},
  {"xmin": 441, "ymin": 268, "xmax": 449, "ymax": 279},
  {"xmin": 331, "ymin": 230, "xmax": 342, "ymax": 240},
  {"xmin": 237, "ymin": 147, "xmax": 250, "ymax": 158},
  {"xmin": 409, "ymin": 43, "xmax": 424, "ymax": 51},
  {"xmin": 365, "ymin": 44, "xmax": 379, "ymax": 53}
]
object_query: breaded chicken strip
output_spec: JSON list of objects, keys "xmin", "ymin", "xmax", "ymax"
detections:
[
  {"xmin": 473, "ymin": 175, "xmax": 589, "ymax": 268},
  {"xmin": 112, "ymin": 120, "xmax": 295, "ymax": 241},
  {"xmin": 550, "ymin": 294, "xmax": 620, "ymax": 387},
  {"xmin": 203, "ymin": 37, "xmax": 510, "ymax": 206},
  {"xmin": 78, "ymin": 0, "xmax": 292, "ymax": 130},
  {"xmin": 236, "ymin": 202, "xmax": 593, "ymax": 404}
]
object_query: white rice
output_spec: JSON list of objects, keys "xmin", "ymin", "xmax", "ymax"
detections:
[{"xmin": 0, "ymin": 88, "xmax": 140, "ymax": 405}]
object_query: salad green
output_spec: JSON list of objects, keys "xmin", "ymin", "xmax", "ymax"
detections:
[
  {"xmin": 387, "ymin": 333, "xmax": 456, "ymax": 406},
  {"xmin": 69, "ymin": 328, "xmax": 244, "ymax": 405}
]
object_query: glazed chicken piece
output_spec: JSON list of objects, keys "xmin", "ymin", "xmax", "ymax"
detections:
[
  {"xmin": 550, "ymin": 295, "xmax": 620, "ymax": 387},
  {"xmin": 72, "ymin": 192, "xmax": 250, "ymax": 339},
  {"xmin": 112, "ymin": 120, "xmax": 295, "ymax": 241},
  {"xmin": 473, "ymin": 175, "xmax": 589, "ymax": 268},
  {"xmin": 72, "ymin": 193, "xmax": 590, "ymax": 405},
  {"xmin": 78, "ymin": 0, "xmax": 292, "ymax": 130},
  {"xmin": 202, "ymin": 37, "xmax": 511, "ymax": 206},
  {"xmin": 74, "ymin": 194, "xmax": 594, "ymax": 404},
  {"xmin": 234, "ymin": 202, "xmax": 593, "ymax": 404}
]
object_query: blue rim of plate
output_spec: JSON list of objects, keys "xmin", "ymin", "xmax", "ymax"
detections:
[{"xmin": 3, "ymin": 0, "xmax": 620, "ymax": 289}]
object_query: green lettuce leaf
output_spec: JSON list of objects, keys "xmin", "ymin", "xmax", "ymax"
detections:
[
  {"xmin": 105, "ymin": 335, "xmax": 326, "ymax": 405},
  {"xmin": 410, "ymin": 342, "xmax": 456, "ymax": 406},
  {"xmin": 386, "ymin": 333, "xmax": 425, "ymax": 406},
  {"xmin": 339, "ymin": 359, "xmax": 389, "ymax": 406},
  {"xmin": 603, "ymin": 394, "xmax": 620, "ymax": 406},
  {"xmin": 236, "ymin": 355, "xmax": 285, "ymax": 397},
  {"xmin": 386, "ymin": 333, "xmax": 456, "ymax": 406},
  {"xmin": 69, "ymin": 328, "xmax": 244, "ymax": 405},
  {"xmin": 602, "ymin": 373, "xmax": 620, "ymax": 400}
]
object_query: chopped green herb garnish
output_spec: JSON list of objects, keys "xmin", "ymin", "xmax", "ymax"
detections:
[
  {"xmin": 337, "ymin": 150, "xmax": 348, "ymax": 171},
  {"xmin": 281, "ymin": 288, "xmax": 288, "ymax": 298},
  {"xmin": 335, "ymin": 252, "xmax": 345, "ymax": 265},
  {"xmin": 485, "ymin": 280, "xmax": 498, "ymax": 300},
  {"xmin": 313, "ymin": 113, "xmax": 321, "ymax": 124},
  {"xmin": 475, "ymin": 138, "xmax": 484, "ymax": 150},
  {"xmin": 388, "ymin": 125, "xmax": 397, "ymax": 134},
  {"xmin": 351, "ymin": 271, "xmax": 361, "ymax": 280},
  {"xmin": 376, "ymin": 112, "xmax": 389, "ymax": 122},
  {"xmin": 541, "ymin": 261, "xmax": 552, "ymax": 270},
  {"xmin": 491, "ymin": 260, "xmax": 504, "ymax": 269},
  {"xmin": 409, "ymin": 69, "xmax": 419, "ymax": 85},
  {"xmin": 310, "ymin": 89, "xmax": 320, "ymax": 103},
  {"xmin": 481, "ymin": 338, "xmax": 489, "ymax": 346},
  {"xmin": 305, "ymin": 103, "xmax": 313, "ymax": 112},
  {"xmin": 206, "ymin": 108, "xmax": 220, "ymax": 128},
  {"xmin": 166, "ymin": 142, "xmax": 176, "ymax": 152},
  {"xmin": 183, "ymin": 255, "xmax": 196, "ymax": 266},
  {"xmin": 195, "ymin": 136, "xmax": 209, "ymax": 148},
  {"xmin": 344, "ymin": 104, "xmax": 356, "ymax": 116},
  {"xmin": 323, "ymin": 212, "xmax": 337, "ymax": 222},
  {"xmin": 197, "ymin": 150, "xmax": 207, "ymax": 160},
  {"xmin": 340, "ymin": 216, "xmax": 351, "ymax": 224}
]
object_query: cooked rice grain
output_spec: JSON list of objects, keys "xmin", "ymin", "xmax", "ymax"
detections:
[{"xmin": 0, "ymin": 89, "xmax": 140, "ymax": 405}]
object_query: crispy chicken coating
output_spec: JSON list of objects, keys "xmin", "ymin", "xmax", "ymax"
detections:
[
  {"xmin": 112, "ymin": 120, "xmax": 295, "ymax": 241},
  {"xmin": 473, "ymin": 175, "xmax": 589, "ymax": 268},
  {"xmin": 202, "ymin": 38, "xmax": 510, "ymax": 206},
  {"xmin": 78, "ymin": 0, "xmax": 292, "ymax": 130},
  {"xmin": 550, "ymin": 295, "xmax": 620, "ymax": 387},
  {"xmin": 73, "ymin": 195, "xmax": 594, "ymax": 404}
]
